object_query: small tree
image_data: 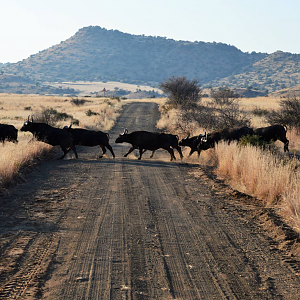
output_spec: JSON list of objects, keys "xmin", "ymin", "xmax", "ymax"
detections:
[
  {"xmin": 267, "ymin": 96, "xmax": 300, "ymax": 133},
  {"xmin": 209, "ymin": 88, "xmax": 250, "ymax": 130},
  {"xmin": 210, "ymin": 88, "xmax": 239, "ymax": 106},
  {"xmin": 159, "ymin": 76, "xmax": 201, "ymax": 108}
]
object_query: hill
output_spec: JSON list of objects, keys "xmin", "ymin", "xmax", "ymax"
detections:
[
  {"xmin": 2, "ymin": 26, "xmax": 265, "ymax": 86},
  {"xmin": 2, "ymin": 26, "xmax": 300, "ymax": 95},
  {"xmin": 210, "ymin": 51, "xmax": 300, "ymax": 93}
]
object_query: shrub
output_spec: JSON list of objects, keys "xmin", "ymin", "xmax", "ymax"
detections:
[
  {"xmin": 208, "ymin": 88, "xmax": 250, "ymax": 130},
  {"xmin": 239, "ymin": 134, "xmax": 266, "ymax": 148},
  {"xmin": 34, "ymin": 107, "xmax": 74, "ymax": 126},
  {"xmin": 239, "ymin": 134, "xmax": 278, "ymax": 153},
  {"xmin": 160, "ymin": 76, "xmax": 201, "ymax": 108},
  {"xmin": 72, "ymin": 119, "xmax": 80, "ymax": 126},
  {"xmin": 70, "ymin": 97, "xmax": 88, "ymax": 106},
  {"xmin": 252, "ymin": 107, "xmax": 269, "ymax": 117},
  {"xmin": 267, "ymin": 96, "xmax": 300, "ymax": 133},
  {"xmin": 86, "ymin": 109, "xmax": 99, "ymax": 116},
  {"xmin": 210, "ymin": 88, "xmax": 239, "ymax": 106},
  {"xmin": 104, "ymin": 99, "xmax": 112, "ymax": 106}
]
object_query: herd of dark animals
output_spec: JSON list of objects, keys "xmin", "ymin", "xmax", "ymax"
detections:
[
  {"xmin": 0, "ymin": 115, "xmax": 290, "ymax": 161},
  {"xmin": 179, "ymin": 125, "xmax": 289, "ymax": 158}
]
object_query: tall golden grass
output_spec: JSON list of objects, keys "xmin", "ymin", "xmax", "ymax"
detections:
[
  {"xmin": 215, "ymin": 142, "xmax": 297, "ymax": 204},
  {"xmin": 281, "ymin": 174, "xmax": 300, "ymax": 233},
  {"xmin": 0, "ymin": 94, "xmax": 123, "ymax": 190},
  {"xmin": 215, "ymin": 142, "xmax": 300, "ymax": 235},
  {"xmin": 0, "ymin": 138, "xmax": 52, "ymax": 188}
]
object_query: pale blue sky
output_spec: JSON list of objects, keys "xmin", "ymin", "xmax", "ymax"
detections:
[{"xmin": 1, "ymin": 0, "xmax": 300, "ymax": 63}]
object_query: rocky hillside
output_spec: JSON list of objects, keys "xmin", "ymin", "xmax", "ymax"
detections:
[
  {"xmin": 2, "ymin": 26, "xmax": 300, "ymax": 94},
  {"xmin": 211, "ymin": 51, "xmax": 300, "ymax": 93},
  {"xmin": 2, "ymin": 26, "xmax": 265, "ymax": 86}
]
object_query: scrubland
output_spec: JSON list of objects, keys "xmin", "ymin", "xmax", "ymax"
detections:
[
  {"xmin": 157, "ymin": 96, "xmax": 300, "ymax": 235},
  {"xmin": 2, "ymin": 93, "xmax": 300, "ymax": 237},
  {"xmin": 0, "ymin": 94, "xmax": 122, "ymax": 188},
  {"xmin": 0, "ymin": 93, "xmax": 122, "ymax": 130}
]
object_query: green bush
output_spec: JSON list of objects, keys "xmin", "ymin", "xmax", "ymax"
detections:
[
  {"xmin": 239, "ymin": 134, "xmax": 266, "ymax": 147},
  {"xmin": 239, "ymin": 134, "xmax": 278, "ymax": 153}
]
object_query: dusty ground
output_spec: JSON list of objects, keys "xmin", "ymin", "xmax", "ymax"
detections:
[{"xmin": 0, "ymin": 102, "xmax": 300, "ymax": 299}]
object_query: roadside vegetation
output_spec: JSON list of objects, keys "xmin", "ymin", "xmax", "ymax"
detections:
[
  {"xmin": 2, "ymin": 82, "xmax": 300, "ymax": 241},
  {"xmin": 158, "ymin": 76, "xmax": 300, "ymax": 237},
  {"xmin": 0, "ymin": 94, "xmax": 122, "ymax": 189}
]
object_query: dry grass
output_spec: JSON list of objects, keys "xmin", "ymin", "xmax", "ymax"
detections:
[
  {"xmin": 281, "ymin": 174, "xmax": 300, "ymax": 233},
  {"xmin": 68, "ymin": 98, "xmax": 122, "ymax": 131},
  {"xmin": 156, "ymin": 107, "xmax": 181, "ymax": 131},
  {"xmin": 0, "ymin": 93, "xmax": 122, "ymax": 131},
  {"xmin": 0, "ymin": 137, "xmax": 52, "ymax": 188},
  {"xmin": 0, "ymin": 93, "xmax": 123, "ymax": 190},
  {"xmin": 157, "ymin": 96, "xmax": 300, "ymax": 235},
  {"xmin": 215, "ymin": 142, "xmax": 296, "ymax": 204},
  {"xmin": 215, "ymin": 141, "xmax": 300, "ymax": 236}
]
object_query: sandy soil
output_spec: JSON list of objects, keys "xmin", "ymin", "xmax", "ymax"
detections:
[{"xmin": 0, "ymin": 102, "xmax": 300, "ymax": 299}]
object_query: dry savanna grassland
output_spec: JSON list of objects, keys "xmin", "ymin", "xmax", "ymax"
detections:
[
  {"xmin": 1, "ymin": 93, "xmax": 300, "ymax": 242},
  {"xmin": 0, "ymin": 93, "xmax": 122, "ymax": 188},
  {"xmin": 157, "ymin": 96, "xmax": 300, "ymax": 238}
]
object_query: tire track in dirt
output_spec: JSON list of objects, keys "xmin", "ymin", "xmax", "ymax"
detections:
[
  {"xmin": 128, "ymin": 161, "xmax": 255, "ymax": 299},
  {"xmin": 0, "ymin": 178, "xmax": 77, "ymax": 299},
  {"xmin": 143, "ymin": 166, "xmax": 258, "ymax": 299}
]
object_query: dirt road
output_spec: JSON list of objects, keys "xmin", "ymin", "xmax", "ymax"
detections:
[{"xmin": 1, "ymin": 102, "xmax": 300, "ymax": 299}]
